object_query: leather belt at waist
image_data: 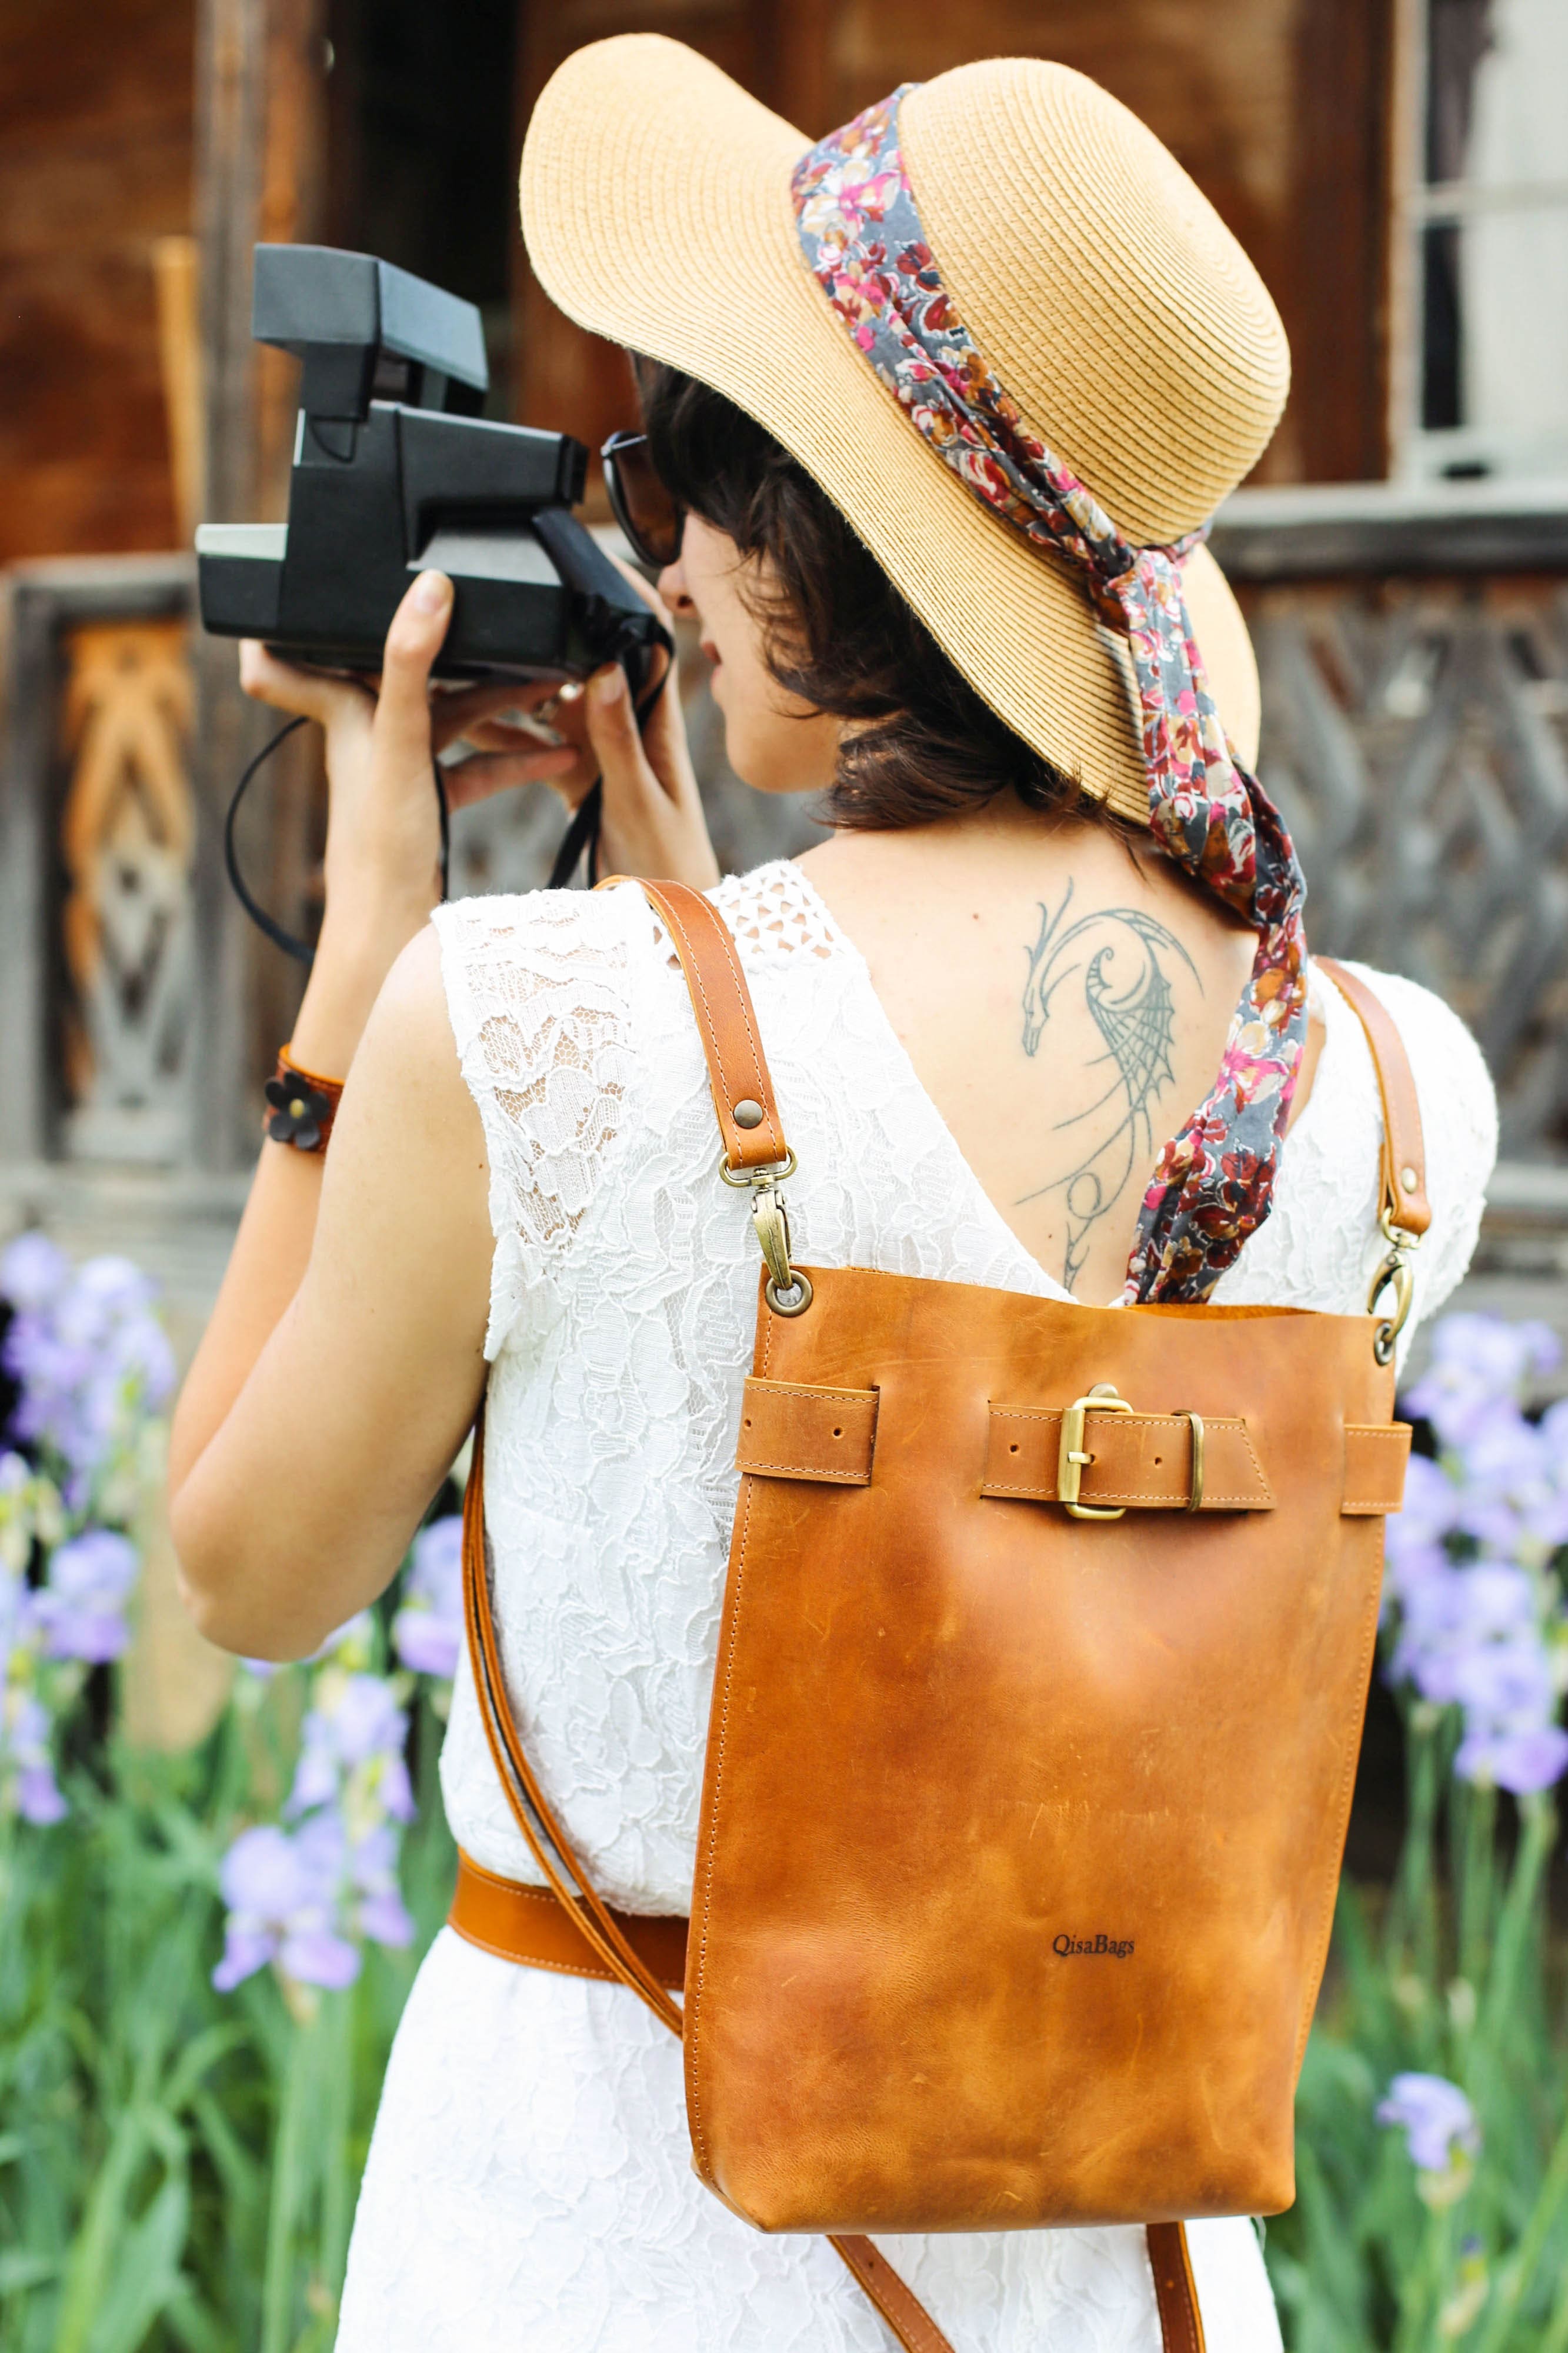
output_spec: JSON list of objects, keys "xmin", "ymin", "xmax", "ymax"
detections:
[{"xmin": 448, "ymin": 1848, "xmax": 688, "ymax": 1991}]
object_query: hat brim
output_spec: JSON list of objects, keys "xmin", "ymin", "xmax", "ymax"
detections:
[{"xmin": 522, "ymin": 35, "xmax": 1260, "ymax": 822}]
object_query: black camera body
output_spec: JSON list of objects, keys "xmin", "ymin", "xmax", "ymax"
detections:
[{"xmin": 196, "ymin": 245, "xmax": 666, "ymax": 692}]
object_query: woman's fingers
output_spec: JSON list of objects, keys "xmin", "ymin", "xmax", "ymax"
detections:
[
  {"xmin": 583, "ymin": 661, "xmax": 666, "ymax": 799},
  {"xmin": 439, "ymin": 742, "xmax": 582, "ymax": 812},
  {"xmin": 583, "ymin": 659, "xmax": 719, "ymax": 888},
  {"xmin": 428, "ymin": 675, "xmax": 572, "ymax": 754},
  {"xmin": 372, "ymin": 572, "xmax": 455, "ymax": 763},
  {"xmin": 239, "ymin": 639, "xmax": 370, "ymax": 726},
  {"xmin": 639, "ymin": 661, "xmax": 706, "ymax": 819}
]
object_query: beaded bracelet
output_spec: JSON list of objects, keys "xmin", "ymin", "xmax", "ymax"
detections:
[{"xmin": 263, "ymin": 1047, "xmax": 345, "ymax": 1155}]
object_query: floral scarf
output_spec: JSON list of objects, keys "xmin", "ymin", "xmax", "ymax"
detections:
[{"xmin": 790, "ymin": 88, "xmax": 1309, "ymax": 1305}]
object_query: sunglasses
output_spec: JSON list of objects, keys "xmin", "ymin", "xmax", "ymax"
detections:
[{"xmin": 602, "ymin": 431, "xmax": 684, "ymax": 570}]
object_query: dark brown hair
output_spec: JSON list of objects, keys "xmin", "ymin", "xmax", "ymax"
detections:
[{"xmin": 636, "ymin": 359, "xmax": 1097, "ymax": 831}]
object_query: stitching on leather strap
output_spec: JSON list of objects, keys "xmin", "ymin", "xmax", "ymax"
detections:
[
  {"xmin": 830, "ymin": 2238, "xmax": 957, "ymax": 2353},
  {"xmin": 1147, "ymin": 2221, "xmax": 1207, "ymax": 2353},
  {"xmin": 687, "ymin": 894, "xmax": 785, "ymax": 1165},
  {"xmin": 1229, "ymin": 1417, "xmax": 1273, "ymax": 1506},
  {"xmin": 686, "ymin": 1311, "xmax": 776, "ymax": 2178},
  {"xmin": 749, "ymin": 1379, "xmax": 876, "ymax": 1406},
  {"xmin": 992, "ymin": 1409, "xmax": 1247, "ymax": 1435},
  {"xmin": 446, "ymin": 1919, "xmax": 619, "ymax": 1981},
  {"xmin": 459, "ymin": 1853, "xmax": 558, "ymax": 1899},
  {"xmin": 737, "ymin": 1457, "xmax": 870, "ymax": 1483},
  {"xmin": 654, "ymin": 889, "xmax": 786, "ymax": 1166},
  {"xmin": 983, "ymin": 1480, "xmax": 1266, "ymax": 1508}
]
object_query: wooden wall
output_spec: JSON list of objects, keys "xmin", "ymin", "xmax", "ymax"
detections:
[
  {"xmin": 0, "ymin": 0, "xmax": 1396, "ymax": 572},
  {"xmin": 0, "ymin": 0, "xmax": 195, "ymax": 562},
  {"xmin": 513, "ymin": 0, "xmax": 1397, "ymax": 492}
]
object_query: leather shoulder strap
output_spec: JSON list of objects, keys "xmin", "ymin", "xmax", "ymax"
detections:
[
  {"xmin": 606, "ymin": 876, "xmax": 790, "ymax": 1175},
  {"xmin": 1315, "ymin": 956, "xmax": 1432, "ymax": 1240}
]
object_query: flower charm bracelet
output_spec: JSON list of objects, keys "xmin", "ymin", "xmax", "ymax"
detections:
[{"xmin": 263, "ymin": 1048, "xmax": 344, "ymax": 1155}]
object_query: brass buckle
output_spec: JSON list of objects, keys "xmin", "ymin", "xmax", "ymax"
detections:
[{"xmin": 1058, "ymin": 1383, "xmax": 1134, "ymax": 1520}]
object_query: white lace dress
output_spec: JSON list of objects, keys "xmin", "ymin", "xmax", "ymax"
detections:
[{"xmin": 336, "ymin": 860, "xmax": 1497, "ymax": 2353}]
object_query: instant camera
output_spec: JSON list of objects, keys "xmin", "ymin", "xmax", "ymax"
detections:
[{"xmin": 196, "ymin": 244, "xmax": 668, "ymax": 694}]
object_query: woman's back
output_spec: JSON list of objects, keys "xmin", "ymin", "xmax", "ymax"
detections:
[{"xmin": 800, "ymin": 802, "xmax": 1265, "ymax": 1305}]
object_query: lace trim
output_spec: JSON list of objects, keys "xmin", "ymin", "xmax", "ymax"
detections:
[
  {"xmin": 431, "ymin": 891, "xmax": 636, "ymax": 1358},
  {"xmin": 713, "ymin": 862, "xmax": 836, "ymax": 962}
]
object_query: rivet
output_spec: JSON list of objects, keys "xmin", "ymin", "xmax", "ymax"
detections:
[
  {"xmin": 1401, "ymin": 1165, "xmax": 1419, "ymax": 1193},
  {"xmin": 290, "ymin": 1097, "xmax": 306, "ymax": 1118},
  {"xmin": 732, "ymin": 1098, "xmax": 765, "ymax": 1129}
]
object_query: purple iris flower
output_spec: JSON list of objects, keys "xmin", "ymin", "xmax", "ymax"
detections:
[
  {"xmin": 351, "ymin": 1822, "xmax": 416, "ymax": 1947},
  {"xmin": 1391, "ymin": 1567, "xmax": 1476, "ymax": 1703},
  {"xmin": 2, "ymin": 1241, "xmax": 175, "ymax": 1504},
  {"xmin": 5, "ymin": 1691, "xmax": 68, "ymax": 1824},
  {"xmin": 1406, "ymin": 1315, "xmax": 1559, "ymax": 1452},
  {"xmin": 1376, "ymin": 2072, "xmax": 1480, "ymax": 2174},
  {"xmin": 1449, "ymin": 1637, "xmax": 1556, "ymax": 1727},
  {"xmin": 212, "ymin": 1822, "xmax": 361, "ymax": 1992},
  {"xmin": 288, "ymin": 1674, "xmax": 415, "ymax": 1823},
  {"xmin": 34, "ymin": 1529, "xmax": 139, "ymax": 1662},
  {"xmin": 1383, "ymin": 1538, "xmax": 1454, "ymax": 1611},
  {"xmin": 1454, "ymin": 1722, "xmax": 1568, "ymax": 1794},
  {"xmin": 0, "ymin": 1232, "xmax": 71, "ymax": 1311},
  {"xmin": 392, "ymin": 1515, "xmax": 463, "ymax": 1681},
  {"xmin": 1388, "ymin": 1454, "xmax": 1460, "ymax": 1552}
]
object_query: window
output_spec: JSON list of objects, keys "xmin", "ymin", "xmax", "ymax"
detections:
[{"xmin": 1404, "ymin": 0, "xmax": 1568, "ymax": 481}]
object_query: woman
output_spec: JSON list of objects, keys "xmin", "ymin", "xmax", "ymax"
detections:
[{"xmin": 171, "ymin": 36, "xmax": 1497, "ymax": 2352}]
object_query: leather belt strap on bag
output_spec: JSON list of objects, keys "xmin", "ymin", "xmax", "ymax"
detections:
[
  {"xmin": 451, "ymin": 1849, "xmax": 687, "ymax": 1989},
  {"xmin": 452, "ymin": 880, "xmax": 1205, "ymax": 2353},
  {"xmin": 735, "ymin": 1375, "xmax": 1412, "ymax": 1517}
]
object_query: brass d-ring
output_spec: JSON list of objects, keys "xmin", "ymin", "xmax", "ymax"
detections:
[{"xmin": 718, "ymin": 1148, "xmax": 797, "ymax": 1188}]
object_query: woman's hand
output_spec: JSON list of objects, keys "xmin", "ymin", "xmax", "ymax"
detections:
[
  {"xmin": 541, "ymin": 654, "xmax": 719, "ymax": 889},
  {"xmin": 240, "ymin": 565, "xmax": 720, "ymax": 1075},
  {"xmin": 456, "ymin": 554, "xmax": 719, "ymax": 888}
]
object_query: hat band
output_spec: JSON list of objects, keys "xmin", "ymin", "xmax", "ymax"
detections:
[{"xmin": 790, "ymin": 87, "xmax": 1310, "ymax": 1304}]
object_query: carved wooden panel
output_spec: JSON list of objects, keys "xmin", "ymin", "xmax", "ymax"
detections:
[
  {"xmin": 56, "ymin": 619, "xmax": 196, "ymax": 1162},
  {"xmin": 1245, "ymin": 578, "xmax": 1568, "ymax": 1158}
]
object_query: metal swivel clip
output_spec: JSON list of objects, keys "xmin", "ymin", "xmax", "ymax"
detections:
[
  {"xmin": 718, "ymin": 1133, "xmax": 813, "ymax": 1318},
  {"xmin": 1367, "ymin": 1207, "xmax": 1420, "ymax": 1367}
]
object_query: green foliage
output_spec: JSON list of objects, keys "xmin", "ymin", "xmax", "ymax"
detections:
[
  {"xmin": 1267, "ymin": 1704, "xmax": 1568, "ymax": 2352},
  {"xmin": 9, "ymin": 1671, "xmax": 1567, "ymax": 2349},
  {"xmin": 0, "ymin": 1687, "xmax": 453, "ymax": 2353}
]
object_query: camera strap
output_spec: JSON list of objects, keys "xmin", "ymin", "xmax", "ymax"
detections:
[{"xmin": 224, "ymin": 715, "xmax": 452, "ymax": 969}]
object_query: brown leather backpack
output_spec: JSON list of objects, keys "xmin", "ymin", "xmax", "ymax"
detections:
[{"xmin": 461, "ymin": 879, "xmax": 1423, "ymax": 2353}]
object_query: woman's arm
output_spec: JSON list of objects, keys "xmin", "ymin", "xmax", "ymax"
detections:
[
  {"xmin": 171, "ymin": 928, "xmax": 493, "ymax": 1659},
  {"xmin": 169, "ymin": 567, "xmax": 718, "ymax": 1658}
]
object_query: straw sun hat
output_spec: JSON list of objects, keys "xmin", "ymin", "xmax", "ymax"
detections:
[{"xmin": 521, "ymin": 38, "xmax": 1290, "ymax": 825}]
